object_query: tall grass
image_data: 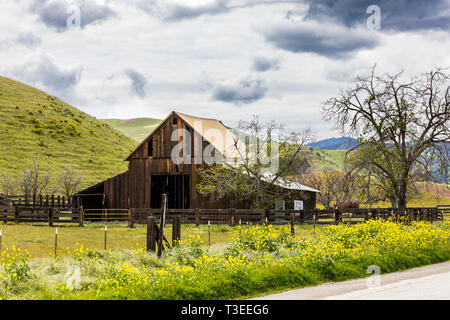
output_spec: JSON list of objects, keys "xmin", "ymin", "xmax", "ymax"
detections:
[{"xmin": 0, "ymin": 220, "xmax": 449, "ymax": 300}]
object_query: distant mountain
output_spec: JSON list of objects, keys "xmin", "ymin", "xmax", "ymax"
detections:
[{"xmin": 307, "ymin": 137, "xmax": 358, "ymax": 150}]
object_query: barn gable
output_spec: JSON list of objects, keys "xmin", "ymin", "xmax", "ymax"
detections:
[{"xmin": 125, "ymin": 111, "xmax": 237, "ymax": 161}]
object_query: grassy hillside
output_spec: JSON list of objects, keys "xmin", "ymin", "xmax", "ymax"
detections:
[
  {"xmin": 0, "ymin": 76, "xmax": 138, "ymax": 191},
  {"xmin": 101, "ymin": 118, "xmax": 161, "ymax": 142},
  {"xmin": 307, "ymin": 147, "xmax": 346, "ymax": 172}
]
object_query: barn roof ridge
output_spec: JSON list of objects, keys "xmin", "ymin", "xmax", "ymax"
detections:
[{"xmin": 124, "ymin": 111, "xmax": 236, "ymax": 161}]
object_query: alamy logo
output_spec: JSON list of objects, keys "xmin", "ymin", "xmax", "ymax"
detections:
[
  {"xmin": 170, "ymin": 120, "xmax": 280, "ymax": 175},
  {"xmin": 366, "ymin": 265, "xmax": 381, "ymax": 289},
  {"xmin": 366, "ymin": 5, "xmax": 381, "ymax": 30}
]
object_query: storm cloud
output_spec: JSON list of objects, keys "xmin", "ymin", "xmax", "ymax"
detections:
[
  {"xmin": 29, "ymin": 0, "xmax": 115, "ymax": 32},
  {"xmin": 264, "ymin": 21, "xmax": 380, "ymax": 59},
  {"xmin": 303, "ymin": 0, "xmax": 450, "ymax": 31},
  {"xmin": 252, "ymin": 56, "xmax": 280, "ymax": 72},
  {"xmin": 211, "ymin": 76, "xmax": 268, "ymax": 104},
  {"xmin": 124, "ymin": 69, "xmax": 149, "ymax": 99}
]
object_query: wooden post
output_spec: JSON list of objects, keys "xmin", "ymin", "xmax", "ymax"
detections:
[
  {"xmin": 195, "ymin": 208, "xmax": 199, "ymax": 227},
  {"xmin": 51, "ymin": 195, "xmax": 55, "ymax": 207},
  {"xmin": 104, "ymin": 224, "xmax": 107, "ymax": 250},
  {"xmin": 46, "ymin": 195, "xmax": 49, "ymax": 206},
  {"xmin": 14, "ymin": 206, "xmax": 19, "ymax": 224},
  {"xmin": 78, "ymin": 206, "xmax": 84, "ymax": 227},
  {"xmin": 55, "ymin": 228, "xmax": 58, "ymax": 258},
  {"xmin": 129, "ymin": 208, "xmax": 135, "ymax": 228},
  {"xmin": 264, "ymin": 209, "xmax": 270, "ymax": 226},
  {"xmin": 146, "ymin": 216, "xmax": 156, "ymax": 252},
  {"xmin": 290, "ymin": 212, "xmax": 295, "ymax": 235},
  {"xmin": 208, "ymin": 220, "xmax": 211, "ymax": 246},
  {"xmin": 157, "ymin": 194, "xmax": 167, "ymax": 257},
  {"xmin": 39, "ymin": 194, "xmax": 43, "ymax": 206},
  {"xmin": 48, "ymin": 208, "xmax": 54, "ymax": 227},
  {"xmin": 172, "ymin": 216, "xmax": 181, "ymax": 245},
  {"xmin": 229, "ymin": 208, "xmax": 235, "ymax": 226}
]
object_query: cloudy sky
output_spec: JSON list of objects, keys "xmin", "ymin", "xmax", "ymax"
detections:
[{"xmin": 1, "ymin": 0, "xmax": 449, "ymax": 139}]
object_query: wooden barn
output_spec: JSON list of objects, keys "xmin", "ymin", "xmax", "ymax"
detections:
[{"xmin": 74, "ymin": 111, "xmax": 319, "ymax": 210}]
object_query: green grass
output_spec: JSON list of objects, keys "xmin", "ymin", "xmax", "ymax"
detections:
[
  {"xmin": 0, "ymin": 222, "xmax": 314, "ymax": 258},
  {"xmin": 101, "ymin": 118, "xmax": 162, "ymax": 142},
  {"xmin": 307, "ymin": 147, "xmax": 346, "ymax": 172},
  {"xmin": 0, "ymin": 76, "xmax": 138, "ymax": 191},
  {"xmin": 0, "ymin": 220, "xmax": 448, "ymax": 300}
]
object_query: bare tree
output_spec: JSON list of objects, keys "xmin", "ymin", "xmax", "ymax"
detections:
[
  {"xmin": 56, "ymin": 167, "xmax": 83, "ymax": 197},
  {"xmin": 0, "ymin": 174, "xmax": 18, "ymax": 196},
  {"xmin": 323, "ymin": 66, "xmax": 450, "ymax": 210},
  {"xmin": 197, "ymin": 116, "xmax": 313, "ymax": 208},
  {"xmin": 19, "ymin": 161, "xmax": 50, "ymax": 199},
  {"xmin": 303, "ymin": 171, "xmax": 359, "ymax": 209}
]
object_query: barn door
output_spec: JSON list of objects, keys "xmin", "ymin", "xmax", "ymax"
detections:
[{"xmin": 151, "ymin": 175, "xmax": 190, "ymax": 209}]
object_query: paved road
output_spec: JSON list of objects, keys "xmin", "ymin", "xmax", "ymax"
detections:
[{"xmin": 252, "ymin": 261, "xmax": 450, "ymax": 300}]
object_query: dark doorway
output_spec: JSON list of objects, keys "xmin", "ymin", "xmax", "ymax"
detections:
[{"xmin": 151, "ymin": 175, "xmax": 190, "ymax": 209}]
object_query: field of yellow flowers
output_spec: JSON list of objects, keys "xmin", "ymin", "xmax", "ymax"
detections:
[{"xmin": 1, "ymin": 219, "xmax": 449, "ymax": 300}]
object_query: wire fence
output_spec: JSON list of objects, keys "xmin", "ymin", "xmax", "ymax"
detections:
[{"xmin": 0, "ymin": 222, "xmax": 245, "ymax": 258}]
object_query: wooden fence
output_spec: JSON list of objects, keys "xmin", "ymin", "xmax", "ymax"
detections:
[
  {"xmin": 0, "ymin": 194, "xmax": 73, "ymax": 208},
  {"xmin": 0, "ymin": 205, "xmax": 83, "ymax": 226},
  {"xmin": 128, "ymin": 206, "xmax": 444, "ymax": 227},
  {"xmin": 0, "ymin": 205, "xmax": 444, "ymax": 227}
]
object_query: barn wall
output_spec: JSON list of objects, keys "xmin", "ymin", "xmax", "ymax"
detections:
[
  {"xmin": 104, "ymin": 171, "xmax": 129, "ymax": 209},
  {"xmin": 124, "ymin": 113, "xmax": 317, "ymax": 210}
]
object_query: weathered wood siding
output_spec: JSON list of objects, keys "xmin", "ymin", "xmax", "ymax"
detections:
[
  {"xmin": 80, "ymin": 112, "xmax": 317, "ymax": 210},
  {"xmin": 104, "ymin": 171, "xmax": 129, "ymax": 209}
]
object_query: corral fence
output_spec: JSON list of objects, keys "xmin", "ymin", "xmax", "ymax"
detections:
[
  {"xmin": 128, "ymin": 206, "xmax": 444, "ymax": 227},
  {"xmin": 0, "ymin": 205, "xmax": 445, "ymax": 227},
  {"xmin": 0, "ymin": 205, "xmax": 83, "ymax": 226},
  {"xmin": 83, "ymin": 208, "xmax": 130, "ymax": 223},
  {"xmin": 0, "ymin": 194, "xmax": 73, "ymax": 208},
  {"xmin": 437, "ymin": 205, "xmax": 450, "ymax": 220}
]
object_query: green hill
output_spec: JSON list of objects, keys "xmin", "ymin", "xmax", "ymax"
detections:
[
  {"xmin": 307, "ymin": 147, "xmax": 346, "ymax": 172},
  {"xmin": 0, "ymin": 76, "xmax": 138, "ymax": 191},
  {"xmin": 101, "ymin": 118, "xmax": 162, "ymax": 142}
]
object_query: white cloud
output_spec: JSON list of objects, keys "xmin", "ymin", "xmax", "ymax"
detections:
[{"xmin": 0, "ymin": 1, "xmax": 449, "ymax": 139}]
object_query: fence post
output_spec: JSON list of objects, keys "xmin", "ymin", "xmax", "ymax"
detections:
[
  {"xmin": 78, "ymin": 206, "xmax": 84, "ymax": 227},
  {"xmin": 195, "ymin": 208, "xmax": 199, "ymax": 227},
  {"xmin": 229, "ymin": 208, "xmax": 235, "ymax": 226},
  {"xmin": 264, "ymin": 209, "xmax": 270, "ymax": 226},
  {"xmin": 335, "ymin": 209, "xmax": 341, "ymax": 225},
  {"xmin": 146, "ymin": 216, "xmax": 156, "ymax": 252},
  {"xmin": 172, "ymin": 216, "xmax": 181, "ymax": 245},
  {"xmin": 14, "ymin": 206, "xmax": 19, "ymax": 224},
  {"xmin": 48, "ymin": 208, "xmax": 54, "ymax": 227},
  {"xmin": 129, "ymin": 208, "xmax": 135, "ymax": 228},
  {"xmin": 290, "ymin": 212, "xmax": 295, "ymax": 235},
  {"xmin": 157, "ymin": 194, "xmax": 168, "ymax": 257},
  {"xmin": 55, "ymin": 228, "xmax": 58, "ymax": 258}
]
